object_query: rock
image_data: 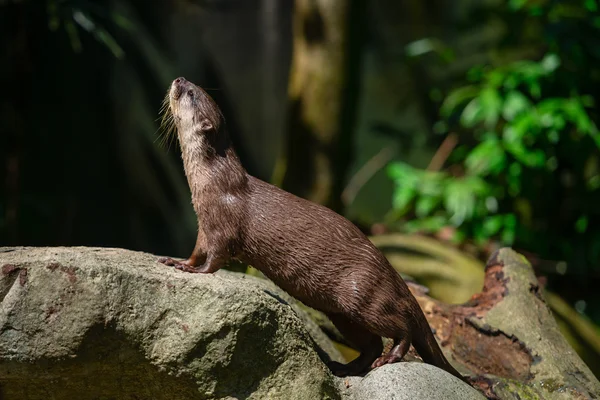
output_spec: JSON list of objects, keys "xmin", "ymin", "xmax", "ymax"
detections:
[
  {"xmin": 340, "ymin": 363, "xmax": 485, "ymax": 400},
  {"xmin": 0, "ymin": 247, "xmax": 340, "ymax": 400}
]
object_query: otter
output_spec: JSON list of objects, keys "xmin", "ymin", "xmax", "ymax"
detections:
[{"xmin": 158, "ymin": 77, "xmax": 464, "ymax": 381}]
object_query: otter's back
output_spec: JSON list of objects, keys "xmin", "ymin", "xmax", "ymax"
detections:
[{"xmin": 241, "ymin": 176, "xmax": 401, "ymax": 313}]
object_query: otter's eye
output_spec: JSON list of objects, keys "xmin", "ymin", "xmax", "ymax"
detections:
[{"xmin": 187, "ymin": 89, "xmax": 194, "ymax": 98}]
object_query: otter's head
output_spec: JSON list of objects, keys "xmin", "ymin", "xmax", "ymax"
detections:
[
  {"xmin": 163, "ymin": 77, "xmax": 224, "ymax": 149},
  {"xmin": 169, "ymin": 77, "xmax": 222, "ymax": 133}
]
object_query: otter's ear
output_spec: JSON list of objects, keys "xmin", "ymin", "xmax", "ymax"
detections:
[{"xmin": 199, "ymin": 118, "xmax": 214, "ymax": 133}]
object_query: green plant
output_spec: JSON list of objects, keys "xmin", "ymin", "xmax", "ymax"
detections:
[
  {"xmin": 389, "ymin": 42, "xmax": 600, "ymax": 252},
  {"xmin": 388, "ymin": 0, "xmax": 600, "ymax": 264}
]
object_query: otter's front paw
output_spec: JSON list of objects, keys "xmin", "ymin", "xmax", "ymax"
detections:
[
  {"xmin": 174, "ymin": 263, "xmax": 203, "ymax": 273},
  {"xmin": 158, "ymin": 257, "xmax": 191, "ymax": 268}
]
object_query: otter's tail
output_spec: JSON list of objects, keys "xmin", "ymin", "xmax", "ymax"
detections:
[{"xmin": 411, "ymin": 311, "xmax": 466, "ymax": 382}]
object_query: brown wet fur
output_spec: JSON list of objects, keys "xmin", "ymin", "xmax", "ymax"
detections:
[{"xmin": 159, "ymin": 77, "xmax": 465, "ymax": 381}]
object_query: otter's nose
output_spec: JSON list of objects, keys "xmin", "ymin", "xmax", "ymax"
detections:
[{"xmin": 171, "ymin": 77, "xmax": 187, "ymax": 100}]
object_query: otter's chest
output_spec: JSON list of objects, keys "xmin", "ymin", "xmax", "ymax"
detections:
[{"xmin": 195, "ymin": 192, "xmax": 245, "ymax": 233}]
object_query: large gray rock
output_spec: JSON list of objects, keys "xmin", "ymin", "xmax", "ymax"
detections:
[
  {"xmin": 340, "ymin": 363, "xmax": 485, "ymax": 400},
  {"xmin": 0, "ymin": 246, "xmax": 483, "ymax": 400},
  {"xmin": 0, "ymin": 247, "xmax": 340, "ymax": 400}
]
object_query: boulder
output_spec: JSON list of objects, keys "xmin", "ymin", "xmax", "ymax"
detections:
[
  {"xmin": 340, "ymin": 363, "xmax": 484, "ymax": 400},
  {"xmin": 0, "ymin": 247, "xmax": 339, "ymax": 400}
]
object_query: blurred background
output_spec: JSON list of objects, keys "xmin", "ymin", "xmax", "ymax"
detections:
[{"xmin": 1, "ymin": 0, "xmax": 600, "ymax": 376}]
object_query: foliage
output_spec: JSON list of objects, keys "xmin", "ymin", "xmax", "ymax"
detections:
[
  {"xmin": 44, "ymin": 0, "xmax": 132, "ymax": 58},
  {"xmin": 388, "ymin": 1, "xmax": 600, "ymax": 270}
]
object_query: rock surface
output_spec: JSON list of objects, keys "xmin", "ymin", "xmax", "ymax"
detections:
[
  {"xmin": 340, "ymin": 363, "xmax": 485, "ymax": 400},
  {"xmin": 0, "ymin": 247, "xmax": 340, "ymax": 400}
]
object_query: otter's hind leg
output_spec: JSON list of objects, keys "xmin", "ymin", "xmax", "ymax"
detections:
[
  {"xmin": 371, "ymin": 336, "xmax": 411, "ymax": 368},
  {"xmin": 326, "ymin": 313, "xmax": 383, "ymax": 377}
]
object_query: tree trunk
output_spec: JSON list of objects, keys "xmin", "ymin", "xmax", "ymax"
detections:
[{"xmin": 280, "ymin": 0, "xmax": 364, "ymax": 211}]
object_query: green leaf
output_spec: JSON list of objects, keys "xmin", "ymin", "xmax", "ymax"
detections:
[
  {"xmin": 415, "ymin": 196, "xmax": 441, "ymax": 218},
  {"xmin": 487, "ymin": 70, "xmax": 506, "ymax": 88},
  {"xmin": 485, "ymin": 196, "xmax": 499, "ymax": 213},
  {"xmin": 93, "ymin": 27, "xmax": 125, "ymax": 59},
  {"xmin": 540, "ymin": 53, "xmax": 560, "ymax": 73},
  {"xmin": 465, "ymin": 139, "xmax": 507, "ymax": 176},
  {"xmin": 537, "ymin": 98, "xmax": 565, "ymax": 113},
  {"xmin": 502, "ymin": 119, "xmax": 546, "ymax": 168},
  {"xmin": 388, "ymin": 163, "xmax": 422, "ymax": 214},
  {"xmin": 444, "ymin": 179, "xmax": 481, "ymax": 226},
  {"xmin": 440, "ymin": 85, "xmax": 480, "ymax": 117},
  {"xmin": 514, "ymin": 60, "xmax": 545, "ymax": 79},
  {"xmin": 418, "ymin": 171, "xmax": 445, "ymax": 197},
  {"xmin": 388, "ymin": 162, "xmax": 420, "ymax": 184},
  {"xmin": 405, "ymin": 38, "xmax": 436, "ymax": 57},
  {"xmin": 466, "ymin": 175, "xmax": 490, "ymax": 196},
  {"xmin": 72, "ymin": 10, "xmax": 125, "ymax": 59},
  {"xmin": 503, "ymin": 91, "xmax": 531, "ymax": 121},
  {"xmin": 564, "ymin": 99, "xmax": 598, "ymax": 135},
  {"xmin": 482, "ymin": 215, "xmax": 504, "ymax": 236},
  {"xmin": 504, "ymin": 143, "xmax": 546, "ymax": 168},
  {"xmin": 387, "ymin": 162, "xmax": 408, "ymax": 181},
  {"xmin": 392, "ymin": 187, "xmax": 416, "ymax": 213},
  {"xmin": 479, "ymin": 87, "xmax": 503, "ymax": 128},
  {"xmin": 405, "ymin": 38, "xmax": 451, "ymax": 58},
  {"xmin": 460, "ymin": 97, "xmax": 483, "ymax": 128}
]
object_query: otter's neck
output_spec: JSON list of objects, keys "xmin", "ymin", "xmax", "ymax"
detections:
[{"xmin": 179, "ymin": 132, "xmax": 248, "ymax": 206}]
